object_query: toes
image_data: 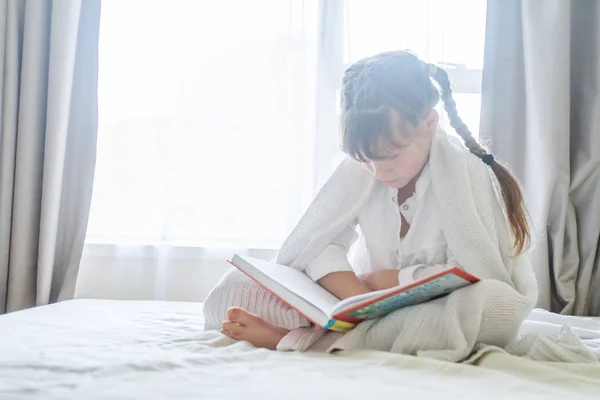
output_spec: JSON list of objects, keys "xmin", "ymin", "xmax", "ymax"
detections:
[
  {"xmin": 221, "ymin": 328, "xmax": 239, "ymax": 340},
  {"xmin": 226, "ymin": 307, "xmax": 245, "ymax": 322},
  {"xmin": 227, "ymin": 307, "xmax": 258, "ymax": 326},
  {"xmin": 222, "ymin": 320, "xmax": 244, "ymax": 336},
  {"xmin": 220, "ymin": 328, "xmax": 235, "ymax": 338},
  {"xmin": 227, "ymin": 307, "xmax": 256, "ymax": 325}
]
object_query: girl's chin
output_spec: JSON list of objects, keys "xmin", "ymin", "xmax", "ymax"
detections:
[{"xmin": 382, "ymin": 178, "xmax": 410, "ymax": 189}]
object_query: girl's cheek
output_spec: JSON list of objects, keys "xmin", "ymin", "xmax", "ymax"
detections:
[{"xmin": 390, "ymin": 156, "xmax": 407, "ymax": 170}]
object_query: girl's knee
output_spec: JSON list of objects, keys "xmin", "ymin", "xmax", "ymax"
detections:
[
  {"xmin": 469, "ymin": 279, "xmax": 529, "ymax": 316},
  {"xmin": 475, "ymin": 279, "xmax": 515, "ymax": 297},
  {"xmin": 202, "ymin": 268, "xmax": 262, "ymax": 330},
  {"xmin": 203, "ymin": 268, "xmax": 309, "ymax": 331}
]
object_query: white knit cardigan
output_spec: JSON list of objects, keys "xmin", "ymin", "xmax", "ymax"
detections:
[{"xmin": 204, "ymin": 131, "xmax": 543, "ymax": 361}]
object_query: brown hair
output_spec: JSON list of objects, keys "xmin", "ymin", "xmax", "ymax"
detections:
[{"xmin": 340, "ymin": 51, "xmax": 530, "ymax": 254}]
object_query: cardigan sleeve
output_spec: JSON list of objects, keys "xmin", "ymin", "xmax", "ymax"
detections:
[
  {"xmin": 304, "ymin": 221, "xmax": 359, "ymax": 281},
  {"xmin": 398, "ymin": 248, "xmax": 464, "ymax": 285}
]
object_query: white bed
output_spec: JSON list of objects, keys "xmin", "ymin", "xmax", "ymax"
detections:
[{"xmin": 0, "ymin": 299, "xmax": 599, "ymax": 399}]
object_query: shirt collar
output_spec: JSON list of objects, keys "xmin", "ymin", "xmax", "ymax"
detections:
[{"xmin": 388, "ymin": 163, "xmax": 432, "ymax": 202}]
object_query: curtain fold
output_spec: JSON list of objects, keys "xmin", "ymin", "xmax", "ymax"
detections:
[
  {"xmin": 481, "ymin": 0, "xmax": 600, "ymax": 316},
  {"xmin": 0, "ymin": 0, "xmax": 101, "ymax": 313}
]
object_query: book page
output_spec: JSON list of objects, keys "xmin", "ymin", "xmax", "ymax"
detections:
[
  {"xmin": 333, "ymin": 286, "xmax": 399, "ymax": 312},
  {"xmin": 233, "ymin": 255, "xmax": 341, "ymax": 317}
]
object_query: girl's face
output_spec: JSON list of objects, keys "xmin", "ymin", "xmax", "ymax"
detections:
[{"xmin": 363, "ymin": 109, "xmax": 439, "ymax": 189}]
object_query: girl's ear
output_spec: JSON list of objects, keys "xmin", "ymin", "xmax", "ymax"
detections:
[{"xmin": 424, "ymin": 109, "xmax": 439, "ymax": 137}]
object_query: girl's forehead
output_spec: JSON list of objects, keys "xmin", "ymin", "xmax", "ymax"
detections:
[
  {"xmin": 370, "ymin": 131, "xmax": 412, "ymax": 160},
  {"xmin": 358, "ymin": 110, "xmax": 417, "ymax": 160},
  {"xmin": 342, "ymin": 106, "xmax": 425, "ymax": 162}
]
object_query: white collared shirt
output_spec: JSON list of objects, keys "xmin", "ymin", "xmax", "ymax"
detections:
[{"xmin": 305, "ymin": 165, "xmax": 459, "ymax": 284}]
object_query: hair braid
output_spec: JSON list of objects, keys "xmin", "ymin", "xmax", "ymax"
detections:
[
  {"xmin": 428, "ymin": 66, "xmax": 487, "ymax": 158},
  {"xmin": 427, "ymin": 64, "xmax": 530, "ymax": 255}
]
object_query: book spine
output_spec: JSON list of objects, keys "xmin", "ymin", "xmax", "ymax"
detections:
[{"xmin": 324, "ymin": 319, "xmax": 356, "ymax": 333}]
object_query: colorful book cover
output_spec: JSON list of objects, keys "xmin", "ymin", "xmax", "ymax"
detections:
[{"xmin": 332, "ymin": 268, "xmax": 478, "ymax": 325}]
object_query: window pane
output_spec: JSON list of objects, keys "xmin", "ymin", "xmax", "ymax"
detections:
[
  {"xmin": 88, "ymin": 0, "xmax": 319, "ymax": 247},
  {"xmin": 342, "ymin": 0, "xmax": 486, "ymax": 139},
  {"xmin": 344, "ymin": 0, "xmax": 486, "ymax": 67}
]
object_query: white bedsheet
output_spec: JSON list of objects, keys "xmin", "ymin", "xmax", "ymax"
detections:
[{"xmin": 0, "ymin": 299, "xmax": 599, "ymax": 399}]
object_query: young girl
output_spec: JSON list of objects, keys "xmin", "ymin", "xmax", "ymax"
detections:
[{"xmin": 203, "ymin": 50, "xmax": 538, "ymax": 359}]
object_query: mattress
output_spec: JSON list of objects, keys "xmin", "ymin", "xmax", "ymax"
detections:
[{"xmin": 0, "ymin": 299, "xmax": 599, "ymax": 399}]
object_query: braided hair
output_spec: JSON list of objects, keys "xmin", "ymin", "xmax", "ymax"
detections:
[{"xmin": 340, "ymin": 50, "xmax": 530, "ymax": 254}]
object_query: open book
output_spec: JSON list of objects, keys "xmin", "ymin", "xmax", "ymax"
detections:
[{"xmin": 230, "ymin": 255, "xmax": 480, "ymax": 333}]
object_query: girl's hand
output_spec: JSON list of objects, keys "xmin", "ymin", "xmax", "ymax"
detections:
[{"xmin": 358, "ymin": 270, "xmax": 400, "ymax": 291}]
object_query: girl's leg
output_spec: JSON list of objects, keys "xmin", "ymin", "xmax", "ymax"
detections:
[
  {"xmin": 204, "ymin": 268, "xmax": 328, "ymax": 350},
  {"xmin": 204, "ymin": 268, "xmax": 345, "ymax": 352},
  {"xmin": 220, "ymin": 307, "xmax": 335, "ymax": 352},
  {"xmin": 203, "ymin": 268, "xmax": 310, "ymax": 331},
  {"xmin": 327, "ymin": 279, "xmax": 531, "ymax": 359}
]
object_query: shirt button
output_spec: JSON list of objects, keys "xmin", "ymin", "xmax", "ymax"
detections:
[{"xmin": 403, "ymin": 204, "xmax": 409, "ymax": 211}]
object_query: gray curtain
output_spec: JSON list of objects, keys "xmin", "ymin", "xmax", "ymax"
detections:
[
  {"xmin": 481, "ymin": 0, "xmax": 600, "ymax": 316},
  {"xmin": 0, "ymin": 0, "xmax": 101, "ymax": 313}
]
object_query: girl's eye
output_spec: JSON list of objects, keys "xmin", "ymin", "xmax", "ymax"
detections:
[
  {"xmin": 391, "ymin": 146, "xmax": 410, "ymax": 158},
  {"xmin": 384, "ymin": 151, "xmax": 403, "ymax": 160}
]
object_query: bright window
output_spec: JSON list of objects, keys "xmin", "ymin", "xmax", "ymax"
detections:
[{"xmin": 87, "ymin": 0, "xmax": 486, "ymax": 250}]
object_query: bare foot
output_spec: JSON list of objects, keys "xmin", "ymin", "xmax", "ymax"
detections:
[{"xmin": 221, "ymin": 307, "xmax": 289, "ymax": 350}]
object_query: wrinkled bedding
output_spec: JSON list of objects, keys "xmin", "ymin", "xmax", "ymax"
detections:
[{"xmin": 0, "ymin": 299, "xmax": 598, "ymax": 399}]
